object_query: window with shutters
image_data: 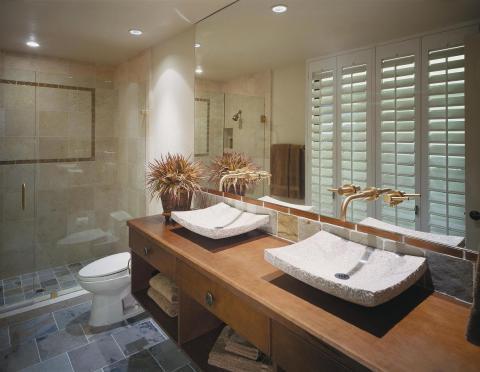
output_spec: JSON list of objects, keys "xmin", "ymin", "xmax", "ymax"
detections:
[
  {"xmin": 425, "ymin": 45, "xmax": 466, "ymax": 236},
  {"xmin": 310, "ymin": 68, "xmax": 336, "ymax": 216},
  {"xmin": 339, "ymin": 63, "xmax": 369, "ymax": 221},
  {"xmin": 306, "ymin": 26, "xmax": 475, "ymax": 236},
  {"xmin": 377, "ymin": 51, "xmax": 418, "ymax": 230}
]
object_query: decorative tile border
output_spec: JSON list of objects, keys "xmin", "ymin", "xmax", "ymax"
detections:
[
  {"xmin": 0, "ymin": 78, "xmax": 96, "ymax": 165},
  {"xmin": 196, "ymin": 189, "xmax": 478, "ymax": 304}
]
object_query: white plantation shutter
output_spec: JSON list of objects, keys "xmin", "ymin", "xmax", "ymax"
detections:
[
  {"xmin": 339, "ymin": 63, "xmax": 370, "ymax": 221},
  {"xmin": 426, "ymin": 45, "xmax": 465, "ymax": 236},
  {"xmin": 306, "ymin": 27, "xmax": 474, "ymax": 230},
  {"xmin": 376, "ymin": 41, "xmax": 420, "ymax": 230},
  {"xmin": 310, "ymin": 67, "xmax": 336, "ymax": 216}
]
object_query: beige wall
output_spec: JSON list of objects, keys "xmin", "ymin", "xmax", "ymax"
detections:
[
  {"xmin": 271, "ymin": 61, "xmax": 306, "ymax": 146},
  {"xmin": 147, "ymin": 28, "xmax": 196, "ymax": 215}
]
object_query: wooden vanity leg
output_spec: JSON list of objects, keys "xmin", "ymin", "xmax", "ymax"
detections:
[{"xmin": 178, "ymin": 290, "xmax": 223, "ymax": 345}]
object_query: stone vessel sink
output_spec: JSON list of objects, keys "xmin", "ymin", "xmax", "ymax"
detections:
[
  {"xmin": 264, "ymin": 231, "xmax": 427, "ymax": 307},
  {"xmin": 171, "ymin": 202, "xmax": 269, "ymax": 239}
]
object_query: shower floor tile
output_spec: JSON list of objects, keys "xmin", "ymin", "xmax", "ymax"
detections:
[{"xmin": 0, "ymin": 259, "xmax": 91, "ymax": 312}]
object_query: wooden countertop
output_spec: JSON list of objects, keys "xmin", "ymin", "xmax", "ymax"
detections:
[{"xmin": 128, "ymin": 215, "xmax": 480, "ymax": 372}]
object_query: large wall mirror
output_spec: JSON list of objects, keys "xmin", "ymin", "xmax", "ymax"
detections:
[{"xmin": 194, "ymin": 0, "xmax": 480, "ymax": 251}]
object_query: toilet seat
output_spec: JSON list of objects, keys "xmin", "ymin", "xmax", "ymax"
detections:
[{"xmin": 78, "ymin": 252, "xmax": 130, "ymax": 282}]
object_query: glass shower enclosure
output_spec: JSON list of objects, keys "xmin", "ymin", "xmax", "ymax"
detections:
[{"xmin": 0, "ymin": 51, "xmax": 146, "ymax": 313}]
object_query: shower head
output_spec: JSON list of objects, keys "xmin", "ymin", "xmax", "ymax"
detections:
[{"xmin": 232, "ymin": 110, "xmax": 242, "ymax": 121}]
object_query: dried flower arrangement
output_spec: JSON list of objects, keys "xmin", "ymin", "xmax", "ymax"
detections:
[
  {"xmin": 147, "ymin": 153, "xmax": 203, "ymax": 220},
  {"xmin": 209, "ymin": 151, "xmax": 268, "ymax": 195}
]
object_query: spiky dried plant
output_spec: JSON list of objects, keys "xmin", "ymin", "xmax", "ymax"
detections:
[
  {"xmin": 209, "ymin": 151, "xmax": 261, "ymax": 194},
  {"xmin": 147, "ymin": 153, "xmax": 203, "ymax": 202}
]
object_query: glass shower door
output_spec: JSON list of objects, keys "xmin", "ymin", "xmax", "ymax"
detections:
[{"xmin": 0, "ymin": 73, "xmax": 39, "ymax": 309}]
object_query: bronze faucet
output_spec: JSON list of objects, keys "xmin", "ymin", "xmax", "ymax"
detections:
[
  {"xmin": 329, "ymin": 184, "xmax": 421, "ymax": 221},
  {"xmin": 218, "ymin": 169, "xmax": 271, "ymax": 192}
]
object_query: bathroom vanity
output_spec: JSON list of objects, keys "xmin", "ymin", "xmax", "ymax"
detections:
[{"xmin": 128, "ymin": 215, "xmax": 480, "ymax": 372}]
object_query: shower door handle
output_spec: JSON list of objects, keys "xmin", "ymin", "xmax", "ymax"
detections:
[{"xmin": 21, "ymin": 183, "xmax": 26, "ymax": 210}]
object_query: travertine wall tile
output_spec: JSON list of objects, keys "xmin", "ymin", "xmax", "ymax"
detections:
[
  {"xmin": 298, "ymin": 217, "xmax": 321, "ymax": 240},
  {"xmin": 278, "ymin": 212, "xmax": 298, "ymax": 242}
]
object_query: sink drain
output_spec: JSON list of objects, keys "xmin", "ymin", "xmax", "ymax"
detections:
[{"xmin": 335, "ymin": 273, "xmax": 350, "ymax": 280}]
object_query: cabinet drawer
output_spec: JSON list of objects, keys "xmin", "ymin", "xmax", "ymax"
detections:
[
  {"xmin": 129, "ymin": 229, "xmax": 176, "ymax": 280},
  {"xmin": 177, "ymin": 261, "xmax": 270, "ymax": 354},
  {"xmin": 272, "ymin": 321, "xmax": 368, "ymax": 372}
]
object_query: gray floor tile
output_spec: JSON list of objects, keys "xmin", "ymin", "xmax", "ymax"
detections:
[
  {"xmin": 24, "ymin": 290, "xmax": 46, "ymax": 301},
  {"xmin": 21, "ymin": 273, "xmax": 37, "ymax": 280},
  {"xmin": 36, "ymin": 323, "xmax": 88, "ymax": 361},
  {"xmin": 3, "ymin": 277, "xmax": 21, "ymax": 290},
  {"xmin": 4, "ymin": 287, "xmax": 23, "ymax": 297},
  {"xmin": 0, "ymin": 326, "xmax": 10, "ymax": 350},
  {"xmin": 149, "ymin": 340, "xmax": 190, "ymax": 372},
  {"xmin": 68, "ymin": 336, "xmax": 125, "ymax": 372},
  {"xmin": 40, "ymin": 279, "xmax": 59, "ymax": 291},
  {"xmin": 20, "ymin": 353, "xmax": 73, "ymax": 372},
  {"xmin": 0, "ymin": 339, "xmax": 40, "ymax": 372},
  {"xmin": 173, "ymin": 365, "xmax": 195, "ymax": 372},
  {"xmin": 82, "ymin": 321, "xmax": 128, "ymax": 342},
  {"xmin": 4, "ymin": 293, "xmax": 25, "ymax": 306},
  {"xmin": 59, "ymin": 281, "xmax": 79, "ymax": 290},
  {"xmin": 125, "ymin": 312, "xmax": 148, "ymax": 325},
  {"xmin": 9, "ymin": 313, "xmax": 58, "ymax": 345},
  {"xmin": 67, "ymin": 263, "xmax": 82, "ymax": 274},
  {"xmin": 102, "ymin": 350, "xmax": 161, "ymax": 372},
  {"xmin": 53, "ymin": 302, "xmax": 91, "ymax": 330},
  {"xmin": 112, "ymin": 320, "xmax": 167, "ymax": 356}
]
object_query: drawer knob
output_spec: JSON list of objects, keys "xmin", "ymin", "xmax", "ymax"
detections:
[
  {"xmin": 143, "ymin": 246, "xmax": 150, "ymax": 255},
  {"xmin": 205, "ymin": 291, "xmax": 214, "ymax": 307}
]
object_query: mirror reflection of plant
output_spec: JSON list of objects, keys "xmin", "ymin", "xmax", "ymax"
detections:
[
  {"xmin": 209, "ymin": 151, "xmax": 261, "ymax": 195},
  {"xmin": 147, "ymin": 153, "xmax": 203, "ymax": 219}
]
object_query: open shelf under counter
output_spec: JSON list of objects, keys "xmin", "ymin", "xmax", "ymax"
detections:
[{"xmin": 132, "ymin": 288, "xmax": 179, "ymax": 342}]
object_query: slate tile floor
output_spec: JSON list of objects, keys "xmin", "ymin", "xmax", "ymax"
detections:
[
  {"xmin": 0, "ymin": 260, "xmax": 96, "ymax": 310},
  {"xmin": 0, "ymin": 301, "xmax": 197, "ymax": 372}
]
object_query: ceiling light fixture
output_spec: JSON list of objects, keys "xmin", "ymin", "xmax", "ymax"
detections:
[
  {"xmin": 271, "ymin": 4, "xmax": 288, "ymax": 13},
  {"xmin": 194, "ymin": 43, "xmax": 201, "ymax": 48},
  {"xmin": 26, "ymin": 40, "xmax": 40, "ymax": 48},
  {"xmin": 129, "ymin": 29, "xmax": 143, "ymax": 36},
  {"xmin": 195, "ymin": 66, "xmax": 203, "ymax": 74}
]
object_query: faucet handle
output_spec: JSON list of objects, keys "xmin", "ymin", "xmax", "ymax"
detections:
[
  {"xmin": 328, "ymin": 184, "xmax": 361, "ymax": 196},
  {"xmin": 383, "ymin": 191, "xmax": 421, "ymax": 207}
]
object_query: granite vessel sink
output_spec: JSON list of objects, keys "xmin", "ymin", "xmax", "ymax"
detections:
[
  {"xmin": 171, "ymin": 202, "xmax": 269, "ymax": 239},
  {"xmin": 264, "ymin": 230, "xmax": 427, "ymax": 307},
  {"xmin": 258, "ymin": 195, "xmax": 314, "ymax": 212},
  {"xmin": 359, "ymin": 217, "xmax": 465, "ymax": 247}
]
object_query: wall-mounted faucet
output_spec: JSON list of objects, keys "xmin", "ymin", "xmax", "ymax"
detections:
[{"xmin": 329, "ymin": 184, "xmax": 421, "ymax": 221}]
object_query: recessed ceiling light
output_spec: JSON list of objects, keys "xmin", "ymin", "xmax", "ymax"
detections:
[
  {"xmin": 195, "ymin": 66, "xmax": 203, "ymax": 74},
  {"xmin": 194, "ymin": 43, "xmax": 201, "ymax": 48},
  {"xmin": 129, "ymin": 29, "xmax": 143, "ymax": 36},
  {"xmin": 26, "ymin": 40, "xmax": 40, "ymax": 48},
  {"xmin": 272, "ymin": 4, "xmax": 288, "ymax": 13}
]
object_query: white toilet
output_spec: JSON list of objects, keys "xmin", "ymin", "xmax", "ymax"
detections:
[{"xmin": 77, "ymin": 252, "xmax": 133, "ymax": 327}]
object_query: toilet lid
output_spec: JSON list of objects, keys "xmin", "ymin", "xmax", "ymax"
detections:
[{"xmin": 78, "ymin": 252, "xmax": 131, "ymax": 278}]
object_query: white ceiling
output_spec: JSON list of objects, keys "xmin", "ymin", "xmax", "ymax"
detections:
[
  {"xmin": 195, "ymin": 0, "xmax": 480, "ymax": 81},
  {"xmin": 0, "ymin": 0, "xmax": 236, "ymax": 65}
]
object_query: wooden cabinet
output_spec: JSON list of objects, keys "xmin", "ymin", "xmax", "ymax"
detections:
[
  {"xmin": 271, "ymin": 321, "xmax": 368, "ymax": 372},
  {"xmin": 177, "ymin": 261, "xmax": 270, "ymax": 354},
  {"xmin": 129, "ymin": 229, "xmax": 176, "ymax": 280},
  {"xmin": 128, "ymin": 216, "xmax": 480, "ymax": 372}
]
